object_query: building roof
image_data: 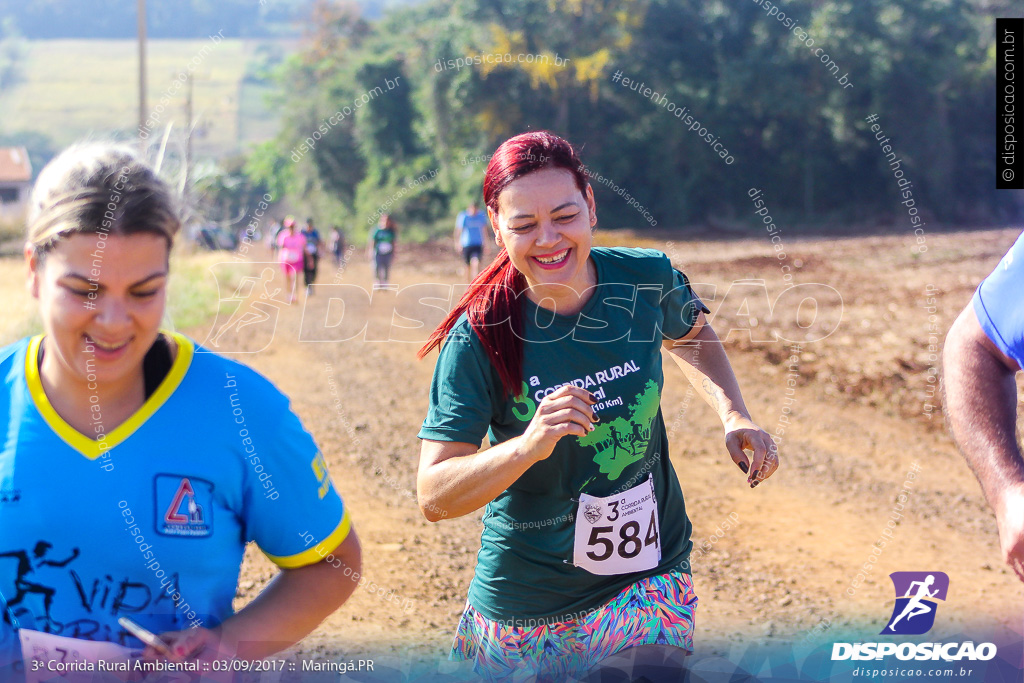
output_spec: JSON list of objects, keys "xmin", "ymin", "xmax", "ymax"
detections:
[{"xmin": 0, "ymin": 147, "xmax": 31, "ymax": 183}]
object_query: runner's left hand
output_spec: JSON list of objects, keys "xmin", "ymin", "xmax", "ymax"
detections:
[{"xmin": 723, "ymin": 413, "xmax": 777, "ymax": 488}]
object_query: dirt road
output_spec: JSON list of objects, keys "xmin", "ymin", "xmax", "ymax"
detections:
[{"xmin": 192, "ymin": 228, "xmax": 1024, "ymax": 670}]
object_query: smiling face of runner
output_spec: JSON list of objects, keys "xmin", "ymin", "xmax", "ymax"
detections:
[
  {"xmin": 28, "ymin": 232, "xmax": 169, "ymax": 392},
  {"xmin": 488, "ymin": 166, "xmax": 598, "ymax": 314},
  {"xmin": 22, "ymin": 143, "xmax": 180, "ymax": 400}
]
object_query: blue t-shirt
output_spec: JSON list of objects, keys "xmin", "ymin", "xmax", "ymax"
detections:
[
  {"xmin": 973, "ymin": 231, "xmax": 1024, "ymax": 369},
  {"xmin": 0, "ymin": 333, "xmax": 349, "ymax": 660},
  {"xmin": 456, "ymin": 211, "xmax": 488, "ymax": 248},
  {"xmin": 302, "ymin": 227, "xmax": 322, "ymax": 254}
]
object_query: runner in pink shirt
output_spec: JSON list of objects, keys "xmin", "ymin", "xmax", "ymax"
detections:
[{"xmin": 276, "ymin": 217, "xmax": 306, "ymax": 303}]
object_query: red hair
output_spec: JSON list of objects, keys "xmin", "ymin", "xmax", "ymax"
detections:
[{"xmin": 418, "ymin": 131, "xmax": 590, "ymax": 398}]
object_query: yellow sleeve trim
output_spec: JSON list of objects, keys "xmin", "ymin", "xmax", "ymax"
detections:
[{"xmin": 264, "ymin": 509, "xmax": 352, "ymax": 569}]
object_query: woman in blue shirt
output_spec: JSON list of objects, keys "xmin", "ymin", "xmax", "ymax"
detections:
[{"xmin": 0, "ymin": 143, "xmax": 361, "ymax": 671}]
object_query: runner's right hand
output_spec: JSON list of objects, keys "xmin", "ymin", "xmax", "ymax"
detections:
[
  {"xmin": 517, "ymin": 385, "xmax": 597, "ymax": 464},
  {"xmin": 995, "ymin": 483, "xmax": 1024, "ymax": 583}
]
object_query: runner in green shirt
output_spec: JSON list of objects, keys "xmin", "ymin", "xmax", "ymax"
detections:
[
  {"xmin": 369, "ymin": 213, "xmax": 397, "ymax": 289},
  {"xmin": 417, "ymin": 131, "xmax": 778, "ymax": 682}
]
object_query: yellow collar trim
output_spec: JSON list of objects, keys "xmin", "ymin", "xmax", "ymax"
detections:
[{"xmin": 25, "ymin": 332, "xmax": 195, "ymax": 460}]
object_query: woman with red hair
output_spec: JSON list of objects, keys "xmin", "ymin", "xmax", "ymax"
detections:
[{"xmin": 417, "ymin": 131, "xmax": 777, "ymax": 681}]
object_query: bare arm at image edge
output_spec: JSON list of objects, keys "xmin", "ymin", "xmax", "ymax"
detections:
[{"xmin": 943, "ymin": 304, "xmax": 1024, "ymax": 580}]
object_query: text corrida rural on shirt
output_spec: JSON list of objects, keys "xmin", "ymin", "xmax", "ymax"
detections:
[{"xmin": 528, "ymin": 359, "xmax": 640, "ymax": 404}]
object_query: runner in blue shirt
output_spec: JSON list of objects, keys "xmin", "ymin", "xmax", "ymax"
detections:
[
  {"xmin": 0, "ymin": 143, "xmax": 361, "ymax": 675},
  {"xmin": 454, "ymin": 202, "xmax": 488, "ymax": 281},
  {"xmin": 301, "ymin": 217, "xmax": 323, "ymax": 294},
  {"xmin": 945, "ymin": 230, "xmax": 1024, "ymax": 582}
]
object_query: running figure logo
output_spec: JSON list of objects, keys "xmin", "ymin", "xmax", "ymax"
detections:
[
  {"xmin": 0, "ymin": 542, "xmax": 79, "ymax": 633},
  {"xmin": 881, "ymin": 571, "xmax": 949, "ymax": 635},
  {"xmin": 202, "ymin": 265, "xmax": 284, "ymax": 353}
]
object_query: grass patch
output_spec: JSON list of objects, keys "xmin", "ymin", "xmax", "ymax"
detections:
[
  {"xmin": 0, "ymin": 218, "xmax": 25, "ymax": 248},
  {"xmin": 165, "ymin": 249, "xmax": 251, "ymax": 333},
  {"xmin": 0, "ymin": 256, "xmax": 40, "ymax": 346}
]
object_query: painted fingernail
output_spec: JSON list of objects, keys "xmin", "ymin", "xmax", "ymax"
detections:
[
  {"xmin": 738, "ymin": 461, "xmax": 748, "ymax": 474},
  {"xmin": 751, "ymin": 480, "xmax": 760, "ymax": 489},
  {"xmin": 175, "ymin": 646, "xmax": 186, "ymax": 657},
  {"xmin": 587, "ymin": 422, "xmax": 595, "ymax": 431},
  {"xmin": 592, "ymin": 412, "xmax": 600, "ymax": 422},
  {"xmin": 587, "ymin": 392, "xmax": 597, "ymax": 403}
]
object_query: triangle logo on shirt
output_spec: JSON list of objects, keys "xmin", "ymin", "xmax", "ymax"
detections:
[{"xmin": 155, "ymin": 475, "xmax": 214, "ymax": 538}]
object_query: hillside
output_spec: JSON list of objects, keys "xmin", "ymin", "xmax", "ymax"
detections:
[{"xmin": 0, "ymin": 39, "xmax": 285, "ymax": 157}]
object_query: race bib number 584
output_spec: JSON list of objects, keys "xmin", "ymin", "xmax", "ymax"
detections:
[{"xmin": 572, "ymin": 476, "xmax": 661, "ymax": 575}]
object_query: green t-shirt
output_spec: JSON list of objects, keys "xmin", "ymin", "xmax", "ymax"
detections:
[
  {"xmin": 418, "ymin": 247, "xmax": 709, "ymax": 623},
  {"xmin": 373, "ymin": 227, "xmax": 395, "ymax": 255}
]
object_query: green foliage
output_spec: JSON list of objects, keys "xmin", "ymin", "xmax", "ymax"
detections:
[
  {"xmin": 192, "ymin": 155, "xmax": 273, "ymax": 230},
  {"xmin": 252, "ymin": 0, "xmax": 1010, "ymax": 238}
]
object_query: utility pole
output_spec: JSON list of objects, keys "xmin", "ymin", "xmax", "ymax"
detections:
[
  {"xmin": 184, "ymin": 72, "xmax": 193, "ymax": 204},
  {"xmin": 137, "ymin": 0, "xmax": 147, "ymax": 149}
]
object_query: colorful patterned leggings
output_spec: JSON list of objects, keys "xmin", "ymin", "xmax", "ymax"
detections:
[{"xmin": 451, "ymin": 570, "xmax": 697, "ymax": 682}]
